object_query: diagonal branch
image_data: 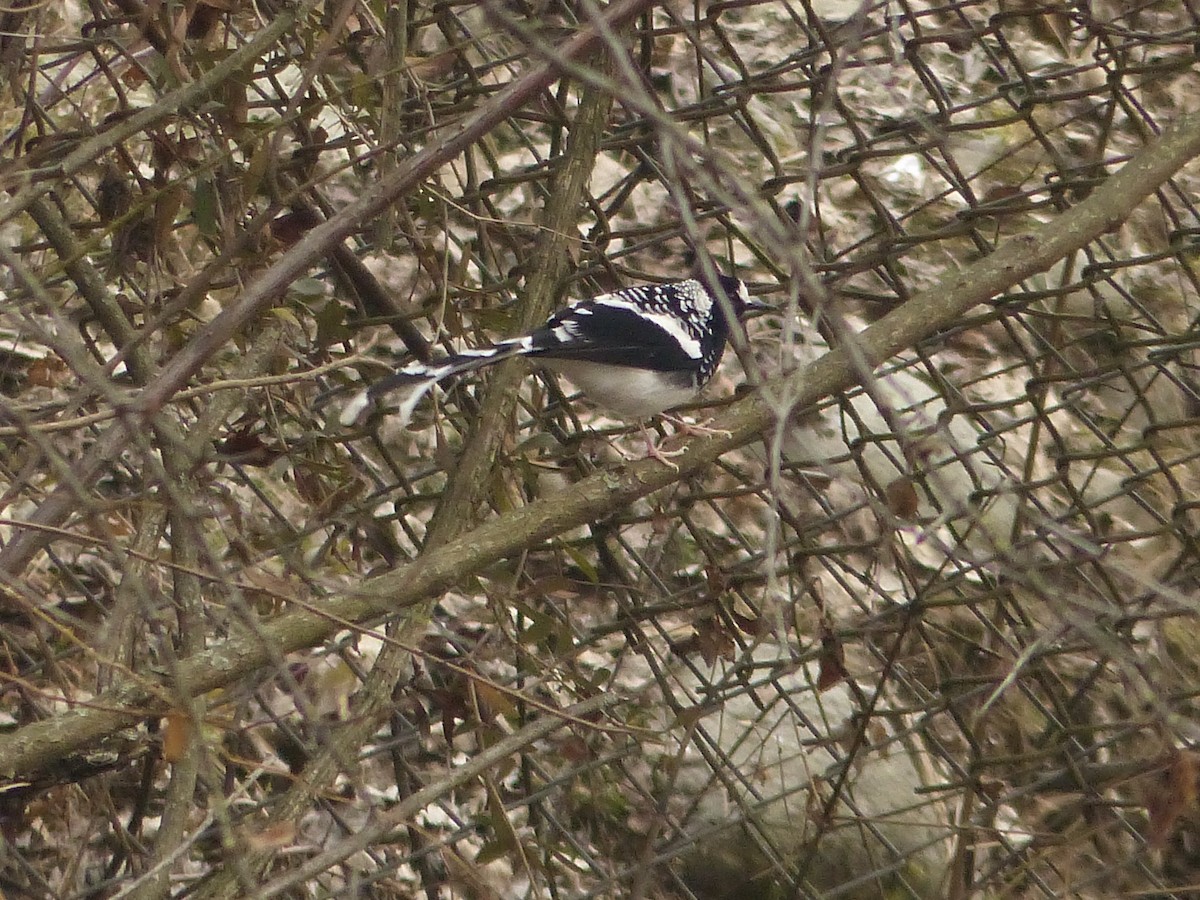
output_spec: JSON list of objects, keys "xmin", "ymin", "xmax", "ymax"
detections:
[
  {"xmin": 0, "ymin": 0, "xmax": 660, "ymax": 578},
  {"xmin": 2, "ymin": 109, "xmax": 1199, "ymax": 780},
  {"xmin": 178, "ymin": 38, "xmax": 625, "ymax": 900}
]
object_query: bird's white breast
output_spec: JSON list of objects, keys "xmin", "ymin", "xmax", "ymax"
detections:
[{"xmin": 539, "ymin": 359, "xmax": 698, "ymax": 418}]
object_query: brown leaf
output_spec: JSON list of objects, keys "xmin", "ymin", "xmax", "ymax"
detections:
[
  {"xmin": 1145, "ymin": 749, "xmax": 1199, "ymax": 850},
  {"xmin": 557, "ymin": 734, "xmax": 591, "ymax": 763},
  {"xmin": 242, "ymin": 821, "xmax": 297, "ymax": 851},
  {"xmin": 981, "ymin": 185, "xmax": 1023, "ymax": 206},
  {"xmin": 976, "ymin": 777, "xmax": 1006, "ymax": 802},
  {"xmin": 470, "ymin": 679, "xmax": 515, "ymax": 723},
  {"xmin": 728, "ymin": 606, "xmax": 766, "ymax": 636},
  {"xmin": 0, "ymin": 780, "xmax": 34, "ymax": 843},
  {"xmin": 111, "ymin": 218, "xmax": 156, "ymax": 269},
  {"xmin": 695, "ymin": 617, "xmax": 735, "ymax": 666},
  {"xmin": 704, "ymin": 564, "xmax": 728, "ymax": 595},
  {"xmin": 25, "ymin": 356, "xmax": 66, "ymax": 388},
  {"xmin": 816, "ymin": 630, "xmax": 847, "ymax": 691},
  {"xmin": 154, "ymin": 184, "xmax": 184, "ymax": 252},
  {"xmin": 186, "ymin": 4, "xmax": 223, "ymax": 41},
  {"xmin": 270, "ymin": 209, "xmax": 321, "ymax": 246},
  {"xmin": 407, "ymin": 49, "xmax": 458, "ymax": 81},
  {"xmin": 97, "ymin": 165, "xmax": 131, "ymax": 225},
  {"xmin": 222, "ymin": 79, "xmax": 248, "ymax": 128},
  {"xmin": 162, "ymin": 710, "xmax": 192, "ymax": 763},
  {"xmin": 432, "ymin": 686, "xmax": 471, "ymax": 745},
  {"xmin": 885, "ymin": 476, "xmax": 920, "ymax": 521},
  {"xmin": 670, "ymin": 633, "xmax": 702, "ymax": 658},
  {"xmin": 214, "ymin": 429, "xmax": 284, "ymax": 467},
  {"xmin": 121, "ymin": 65, "xmax": 147, "ymax": 89},
  {"xmin": 440, "ymin": 704, "xmax": 462, "ymax": 745},
  {"xmin": 292, "ymin": 465, "xmax": 326, "ymax": 505},
  {"xmin": 527, "ymin": 574, "xmax": 582, "ymax": 600}
]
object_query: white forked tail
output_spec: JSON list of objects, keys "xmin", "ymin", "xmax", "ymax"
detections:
[{"xmin": 338, "ymin": 338, "xmax": 532, "ymax": 427}]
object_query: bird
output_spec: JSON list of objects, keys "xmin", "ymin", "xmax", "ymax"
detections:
[{"xmin": 338, "ymin": 274, "xmax": 763, "ymax": 447}]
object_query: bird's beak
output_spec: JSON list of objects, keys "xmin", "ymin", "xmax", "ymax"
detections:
[{"xmin": 742, "ymin": 300, "xmax": 774, "ymax": 318}]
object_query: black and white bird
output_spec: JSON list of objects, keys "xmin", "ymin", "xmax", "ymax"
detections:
[{"xmin": 338, "ymin": 274, "xmax": 761, "ymax": 435}]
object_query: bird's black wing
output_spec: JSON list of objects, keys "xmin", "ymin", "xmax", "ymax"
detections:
[{"xmin": 527, "ymin": 301, "xmax": 704, "ymax": 373}]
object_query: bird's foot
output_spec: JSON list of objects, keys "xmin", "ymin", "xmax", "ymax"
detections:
[
  {"xmin": 641, "ymin": 428, "xmax": 685, "ymax": 470},
  {"xmin": 612, "ymin": 418, "xmax": 729, "ymax": 469},
  {"xmin": 609, "ymin": 424, "xmax": 685, "ymax": 469},
  {"xmin": 661, "ymin": 414, "xmax": 733, "ymax": 439}
]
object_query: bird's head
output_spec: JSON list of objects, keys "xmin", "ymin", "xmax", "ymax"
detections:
[{"xmin": 713, "ymin": 274, "xmax": 771, "ymax": 320}]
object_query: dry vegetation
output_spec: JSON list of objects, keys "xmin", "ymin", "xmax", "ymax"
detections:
[{"xmin": 1, "ymin": 0, "xmax": 1199, "ymax": 898}]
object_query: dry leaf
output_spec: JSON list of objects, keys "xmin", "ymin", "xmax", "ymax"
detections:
[
  {"xmin": 885, "ymin": 476, "xmax": 920, "ymax": 521},
  {"xmin": 162, "ymin": 710, "xmax": 192, "ymax": 763},
  {"xmin": 1145, "ymin": 750, "xmax": 1199, "ymax": 850},
  {"xmin": 816, "ymin": 630, "xmax": 847, "ymax": 691}
]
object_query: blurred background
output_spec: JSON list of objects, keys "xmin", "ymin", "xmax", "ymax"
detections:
[{"xmin": 1, "ymin": 1, "xmax": 1198, "ymax": 897}]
